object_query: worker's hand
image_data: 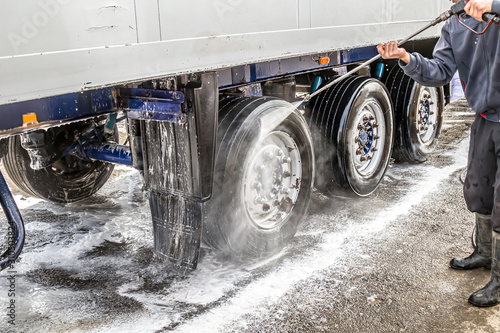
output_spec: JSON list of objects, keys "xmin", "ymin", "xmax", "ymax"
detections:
[
  {"xmin": 377, "ymin": 42, "xmax": 411, "ymax": 64},
  {"xmin": 465, "ymin": 0, "xmax": 493, "ymax": 21}
]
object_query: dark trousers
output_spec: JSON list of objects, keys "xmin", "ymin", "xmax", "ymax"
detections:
[{"xmin": 464, "ymin": 115, "xmax": 500, "ymax": 233}]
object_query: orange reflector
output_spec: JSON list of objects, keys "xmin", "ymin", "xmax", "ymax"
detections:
[
  {"xmin": 319, "ymin": 57, "xmax": 330, "ymax": 65},
  {"xmin": 23, "ymin": 112, "xmax": 38, "ymax": 126}
]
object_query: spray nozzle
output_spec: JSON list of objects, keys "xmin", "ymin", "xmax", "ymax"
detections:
[{"xmin": 429, "ymin": 0, "xmax": 468, "ymax": 26}]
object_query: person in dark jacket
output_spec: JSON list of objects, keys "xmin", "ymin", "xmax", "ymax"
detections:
[{"xmin": 377, "ymin": 0, "xmax": 500, "ymax": 307}]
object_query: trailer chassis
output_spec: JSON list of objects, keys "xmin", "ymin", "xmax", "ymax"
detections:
[{"xmin": 0, "ymin": 40, "xmax": 441, "ymax": 270}]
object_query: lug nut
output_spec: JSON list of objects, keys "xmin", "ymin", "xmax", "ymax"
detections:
[
  {"xmin": 255, "ymin": 196, "xmax": 266, "ymax": 204},
  {"xmin": 281, "ymin": 187, "xmax": 290, "ymax": 195},
  {"xmin": 253, "ymin": 181, "xmax": 263, "ymax": 190},
  {"xmin": 275, "ymin": 149, "xmax": 284, "ymax": 157},
  {"xmin": 264, "ymin": 151, "xmax": 274, "ymax": 160},
  {"xmin": 281, "ymin": 156, "xmax": 292, "ymax": 164},
  {"xmin": 363, "ymin": 115, "xmax": 369, "ymax": 121},
  {"xmin": 373, "ymin": 122, "xmax": 379, "ymax": 128},
  {"xmin": 256, "ymin": 164, "xmax": 265, "ymax": 172},
  {"xmin": 374, "ymin": 135, "xmax": 380, "ymax": 140},
  {"xmin": 356, "ymin": 149, "xmax": 363, "ymax": 155},
  {"xmin": 372, "ymin": 147, "xmax": 378, "ymax": 152},
  {"xmin": 360, "ymin": 156, "xmax": 367, "ymax": 162},
  {"xmin": 355, "ymin": 137, "xmax": 361, "ymax": 143}
]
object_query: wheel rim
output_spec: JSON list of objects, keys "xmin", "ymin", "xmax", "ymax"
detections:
[
  {"xmin": 416, "ymin": 87, "xmax": 438, "ymax": 145},
  {"xmin": 349, "ymin": 98, "xmax": 386, "ymax": 178},
  {"xmin": 243, "ymin": 131, "xmax": 302, "ymax": 230}
]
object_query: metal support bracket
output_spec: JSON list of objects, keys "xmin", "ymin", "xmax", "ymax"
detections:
[
  {"xmin": 83, "ymin": 142, "xmax": 133, "ymax": 166},
  {"xmin": 120, "ymin": 88, "xmax": 186, "ymax": 124}
]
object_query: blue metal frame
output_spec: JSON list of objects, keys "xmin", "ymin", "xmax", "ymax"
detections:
[
  {"xmin": 0, "ymin": 171, "xmax": 25, "ymax": 271},
  {"xmin": 0, "ymin": 88, "xmax": 116, "ymax": 133},
  {"xmin": 340, "ymin": 46, "xmax": 379, "ymax": 64},
  {"xmin": 83, "ymin": 143, "xmax": 133, "ymax": 166},
  {"xmin": 218, "ymin": 46, "xmax": 380, "ymax": 88}
]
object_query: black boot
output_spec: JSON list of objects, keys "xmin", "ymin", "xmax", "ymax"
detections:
[
  {"xmin": 450, "ymin": 214, "xmax": 492, "ymax": 270},
  {"xmin": 468, "ymin": 231, "xmax": 500, "ymax": 307}
]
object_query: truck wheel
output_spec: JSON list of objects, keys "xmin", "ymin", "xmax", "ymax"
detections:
[
  {"xmin": 308, "ymin": 76, "xmax": 394, "ymax": 196},
  {"xmin": 385, "ymin": 66, "xmax": 444, "ymax": 162},
  {"xmin": 3, "ymin": 135, "xmax": 114, "ymax": 203},
  {"xmin": 203, "ymin": 97, "xmax": 314, "ymax": 259}
]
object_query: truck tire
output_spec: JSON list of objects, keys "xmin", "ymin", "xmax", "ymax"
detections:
[
  {"xmin": 3, "ymin": 135, "xmax": 114, "ymax": 203},
  {"xmin": 308, "ymin": 76, "xmax": 394, "ymax": 196},
  {"xmin": 203, "ymin": 97, "xmax": 314, "ymax": 259},
  {"xmin": 385, "ymin": 66, "xmax": 444, "ymax": 162}
]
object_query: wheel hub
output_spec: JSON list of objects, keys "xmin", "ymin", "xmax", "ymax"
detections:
[
  {"xmin": 353, "ymin": 102, "xmax": 383, "ymax": 174},
  {"xmin": 254, "ymin": 149, "xmax": 287, "ymax": 202},
  {"xmin": 417, "ymin": 89, "xmax": 438, "ymax": 144},
  {"xmin": 244, "ymin": 132, "xmax": 301, "ymax": 230},
  {"xmin": 357, "ymin": 121, "xmax": 374, "ymax": 154}
]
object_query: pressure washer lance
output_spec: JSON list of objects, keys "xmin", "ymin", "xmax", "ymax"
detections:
[{"xmin": 294, "ymin": 0, "xmax": 498, "ymax": 109}]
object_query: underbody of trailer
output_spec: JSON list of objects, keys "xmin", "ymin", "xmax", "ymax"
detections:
[{"xmin": 0, "ymin": 0, "xmax": 450, "ymax": 270}]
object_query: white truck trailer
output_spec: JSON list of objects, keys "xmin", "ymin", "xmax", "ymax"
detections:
[{"xmin": 0, "ymin": 0, "xmax": 450, "ymax": 270}]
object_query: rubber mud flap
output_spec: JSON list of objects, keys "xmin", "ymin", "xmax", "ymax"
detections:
[{"xmin": 150, "ymin": 191, "xmax": 202, "ymax": 270}]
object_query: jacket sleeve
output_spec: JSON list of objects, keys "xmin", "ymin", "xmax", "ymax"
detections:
[
  {"xmin": 492, "ymin": 0, "xmax": 500, "ymax": 15},
  {"xmin": 398, "ymin": 21, "xmax": 457, "ymax": 87}
]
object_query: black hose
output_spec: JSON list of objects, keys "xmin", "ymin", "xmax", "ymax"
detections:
[{"xmin": 0, "ymin": 170, "xmax": 25, "ymax": 271}]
